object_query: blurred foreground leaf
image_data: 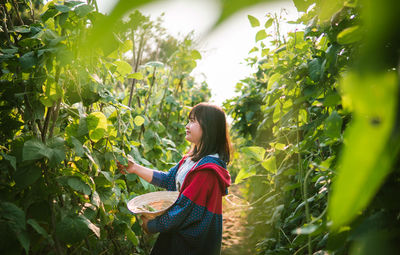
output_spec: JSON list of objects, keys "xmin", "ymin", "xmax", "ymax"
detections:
[
  {"xmin": 85, "ymin": 0, "xmax": 159, "ymax": 53},
  {"xmin": 328, "ymin": 72, "xmax": 399, "ymax": 229},
  {"xmin": 215, "ymin": 0, "xmax": 274, "ymax": 26}
]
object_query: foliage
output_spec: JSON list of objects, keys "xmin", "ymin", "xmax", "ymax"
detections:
[
  {"xmin": 2, "ymin": 0, "xmax": 400, "ymax": 254},
  {"xmin": 0, "ymin": 1, "xmax": 209, "ymax": 254},
  {"xmin": 225, "ymin": 0, "xmax": 400, "ymax": 254}
]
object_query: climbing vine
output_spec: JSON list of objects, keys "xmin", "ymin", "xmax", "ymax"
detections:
[{"xmin": 225, "ymin": 0, "xmax": 400, "ymax": 254}]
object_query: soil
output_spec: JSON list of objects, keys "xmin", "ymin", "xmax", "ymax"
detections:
[{"xmin": 221, "ymin": 184, "xmax": 251, "ymax": 255}]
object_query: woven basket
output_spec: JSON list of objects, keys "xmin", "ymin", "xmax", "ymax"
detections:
[{"xmin": 127, "ymin": 191, "xmax": 179, "ymax": 219}]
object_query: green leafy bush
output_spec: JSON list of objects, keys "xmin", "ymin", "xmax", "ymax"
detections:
[{"xmin": 0, "ymin": 1, "xmax": 209, "ymax": 254}]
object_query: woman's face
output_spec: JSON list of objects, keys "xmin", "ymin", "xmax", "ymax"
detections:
[{"xmin": 185, "ymin": 116, "xmax": 203, "ymax": 146}]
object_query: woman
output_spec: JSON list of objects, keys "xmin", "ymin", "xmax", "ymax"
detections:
[{"xmin": 118, "ymin": 102, "xmax": 232, "ymax": 255}]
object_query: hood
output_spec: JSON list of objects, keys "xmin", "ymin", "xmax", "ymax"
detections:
[{"xmin": 195, "ymin": 161, "xmax": 231, "ymax": 195}]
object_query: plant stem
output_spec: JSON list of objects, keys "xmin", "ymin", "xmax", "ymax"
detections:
[
  {"xmin": 84, "ymin": 237, "xmax": 95, "ymax": 255},
  {"xmin": 128, "ymin": 29, "xmax": 145, "ymax": 108},
  {"xmin": 11, "ymin": 0, "xmax": 24, "ymax": 25},
  {"xmin": 296, "ymin": 107, "xmax": 312, "ymax": 255},
  {"xmin": 144, "ymin": 67, "xmax": 157, "ymax": 109},
  {"xmin": 91, "ymin": 0, "xmax": 99, "ymax": 12},
  {"xmin": 48, "ymin": 99, "xmax": 61, "ymax": 138},
  {"xmin": 49, "ymin": 196, "xmax": 63, "ymax": 255},
  {"xmin": 0, "ymin": 6, "xmax": 13, "ymax": 46},
  {"xmin": 158, "ymin": 72, "xmax": 171, "ymax": 115},
  {"xmin": 28, "ymin": 0, "xmax": 35, "ymax": 22},
  {"xmin": 42, "ymin": 105, "xmax": 54, "ymax": 143}
]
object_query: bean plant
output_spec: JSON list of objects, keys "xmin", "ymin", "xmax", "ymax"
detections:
[
  {"xmin": 0, "ymin": 1, "xmax": 209, "ymax": 254},
  {"xmin": 225, "ymin": 0, "xmax": 400, "ymax": 254}
]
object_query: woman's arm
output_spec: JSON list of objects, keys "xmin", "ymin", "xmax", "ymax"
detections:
[
  {"xmin": 118, "ymin": 155, "xmax": 181, "ymax": 190},
  {"xmin": 118, "ymin": 155, "xmax": 154, "ymax": 183}
]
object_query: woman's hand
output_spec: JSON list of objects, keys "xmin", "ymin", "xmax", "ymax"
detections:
[
  {"xmin": 117, "ymin": 155, "xmax": 137, "ymax": 174},
  {"xmin": 141, "ymin": 215, "xmax": 150, "ymax": 234},
  {"xmin": 117, "ymin": 155, "xmax": 154, "ymax": 183}
]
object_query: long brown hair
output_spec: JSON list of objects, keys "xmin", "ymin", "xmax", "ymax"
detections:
[{"xmin": 187, "ymin": 103, "xmax": 232, "ymax": 164}]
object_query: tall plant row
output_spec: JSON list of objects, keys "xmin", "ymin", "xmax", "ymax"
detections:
[
  {"xmin": 0, "ymin": 1, "xmax": 210, "ymax": 254},
  {"xmin": 225, "ymin": 0, "xmax": 399, "ymax": 254}
]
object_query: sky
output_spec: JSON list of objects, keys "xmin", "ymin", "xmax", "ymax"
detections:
[{"xmin": 97, "ymin": 0, "xmax": 300, "ymax": 106}]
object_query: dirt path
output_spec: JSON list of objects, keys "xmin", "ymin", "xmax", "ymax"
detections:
[{"xmin": 221, "ymin": 185, "xmax": 251, "ymax": 255}]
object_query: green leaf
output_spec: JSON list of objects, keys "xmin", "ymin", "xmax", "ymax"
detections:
[
  {"xmin": 74, "ymin": 4, "xmax": 94, "ymax": 17},
  {"xmin": 114, "ymin": 60, "xmax": 132, "ymax": 76},
  {"xmin": 0, "ymin": 202, "xmax": 26, "ymax": 231},
  {"xmin": 337, "ymin": 26, "xmax": 363, "ymax": 45},
  {"xmin": 56, "ymin": 215, "xmax": 89, "ymax": 243},
  {"xmin": 274, "ymin": 45, "xmax": 287, "ymax": 54},
  {"xmin": 116, "ymin": 154, "xmax": 128, "ymax": 165},
  {"xmin": 18, "ymin": 38, "xmax": 42, "ymax": 49},
  {"xmin": 19, "ymin": 51, "xmax": 36, "ymax": 70},
  {"xmin": 264, "ymin": 18, "xmax": 273, "ymax": 28},
  {"xmin": 92, "ymin": 191, "xmax": 101, "ymax": 207},
  {"xmin": 248, "ymin": 15, "xmax": 260, "ymax": 27},
  {"xmin": 308, "ymin": 58, "xmax": 322, "ymax": 82},
  {"xmin": 23, "ymin": 139, "xmax": 52, "ymax": 161},
  {"xmin": 267, "ymin": 73, "xmax": 281, "ymax": 90},
  {"xmin": 120, "ymin": 39, "xmax": 133, "ymax": 52},
  {"xmin": 318, "ymin": 0, "xmax": 345, "ymax": 22},
  {"xmin": 133, "ymin": 116, "xmax": 145, "ymax": 126},
  {"xmin": 70, "ymin": 136, "xmax": 84, "ymax": 157},
  {"xmin": 14, "ymin": 165, "xmax": 41, "ymax": 189},
  {"xmin": 79, "ymin": 215, "xmax": 100, "ymax": 238},
  {"xmin": 85, "ymin": 0, "xmax": 159, "ymax": 52},
  {"xmin": 324, "ymin": 111, "xmax": 342, "ymax": 139},
  {"xmin": 0, "ymin": 202, "xmax": 30, "ymax": 253},
  {"xmin": 126, "ymin": 227, "xmax": 139, "ymax": 245},
  {"xmin": 328, "ymin": 72, "xmax": 398, "ymax": 230},
  {"xmin": 99, "ymin": 170, "xmax": 114, "ymax": 183},
  {"xmin": 241, "ymin": 146, "xmax": 265, "ymax": 161},
  {"xmin": 261, "ymin": 156, "xmax": 277, "ymax": 173},
  {"xmin": 47, "ymin": 137, "xmax": 66, "ymax": 165},
  {"xmin": 274, "ymin": 143, "xmax": 286, "ymax": 150},
  {"xmin": 292, "ymin": 0, "xmax": 314, "ymax": 12},
  {"xmin": 86, "ymin": 112, "xmax": 108, "ymax": 142},
  {"xmin": 1, "ymin": 152, "xmax": 16, "ymax": 170},
  {"xmin": 235, "ymin": 165, "xmax": 257, "ymax": 184},
  {"xmin": 54, "ymin": 4, "xmax": 70, "ymax": 13},
  {"xmin": 255, "ymin": 29, "xmax": 267, "ymax": 42},
  {"xmin": 1, "ymin": 48, "xmax": 18, "ymax": 54},
  {"xmin": 249, "ymin": 46, "xmax": 259, "ymax": 53},
  {"xmin": 13, "ymin": 26, "xmax": 31, "ymax": 33},
  {"xmin": 41, "ymin": 7, "xmax": 58, "ymax": 22},
  {"xmin": 78, "ymin": 117, "xmax": 89, "ymax": 137},
  {"xmin": 153, "ymin": 89, "xmax": 164, "ymax": 105},
  {"xmin": 191, "ymin": 50, "xmax": 202, "ymax": 60},
  {"xmin": 64, "ymin": 1, "xmax": 83, "ymax": 8},
  {"xmin": 17, "ymin": 231, "xmax": 30, "ymax": 255},
  {"xmin": 162, "ymin": 138, "xmax": 175, "ymax": 147},
  {"xmin": 27, "ymin": 219, "xmax": 52, "ymax": 242},
  {"xmin": 139, "ymin": 177, "xmax": 150, "ymax": 190},
  {"xmin": 126, "ymin": 173, "xmax": 138, "ymax": 182},
  {"xmin": 323, "ymin": 92, "xmax": 341, "ymax": 107},
  {"xmin": 67, "ymin": 176, "xmax": 92, "ymax": 195},
  {"xmin": 127, "ymin": 72, "xmax": 143, "ymax": 80},
  {"xmin": 272, "ymin": 103, "xmax": 281, "ymax": 124},
  {"xmin": 57, "ymin": 12, "xmax": 69, "ymax": 26}
]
